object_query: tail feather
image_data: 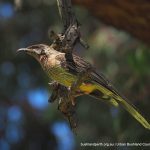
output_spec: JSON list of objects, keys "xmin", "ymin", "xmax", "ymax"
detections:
[
  {"xmin": 114, "ymin": 95, "xmax": 150, "ymax": 130},
  {"xmin": 91, "ymin": 84, "xmax": 150, "ymax": 129}
]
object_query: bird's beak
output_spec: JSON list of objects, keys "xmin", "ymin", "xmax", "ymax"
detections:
[
  {"xmin": 17, "ymin": 48, "xmax": 35, "ymax": 57},
  {"xmin": 17, "ymin": 48, "xmax": 31, "ymax": 53},
  {"xmin": 16, "ymin": 47, "xmax": 40, "ymax": 58}
]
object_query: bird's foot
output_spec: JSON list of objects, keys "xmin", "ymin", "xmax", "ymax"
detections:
[{"xmin": 68, "ymin": 67, "xmax": 92, "ymax": 105}]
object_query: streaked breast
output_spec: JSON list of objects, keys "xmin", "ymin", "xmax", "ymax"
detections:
[{"xmin": 47, "ymin": 66, "xmax": 77, "ymax": 87}]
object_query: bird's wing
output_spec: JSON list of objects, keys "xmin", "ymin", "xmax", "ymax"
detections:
[
  {"xmin": 65, "ymin": 54, "xmax": 118, "ymax": 94},
  {"xmin": 58, "ymin": 54, "xmax": 150, "ymax": 129}
]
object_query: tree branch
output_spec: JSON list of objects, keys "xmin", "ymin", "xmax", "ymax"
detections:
[
  {"xmin": 57, "ymin": 0, "xmax": 77, "ymax": 31},
  {"xmin": 50, "ymin": 0, "xmax": 88, "ymax": 53}
]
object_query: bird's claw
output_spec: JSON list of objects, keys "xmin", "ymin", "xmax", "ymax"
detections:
[
  {"xmin": 48, "ymin": 81, "xmax": 59, "ymax": 88},
  {"xmin": 68, "ymin": 67, "xmax": 93, "ymax": 105}
]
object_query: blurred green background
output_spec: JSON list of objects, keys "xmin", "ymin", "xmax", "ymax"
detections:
[{"xmin": 0, "ymin": 0, "xmax": 150, "ymax": 150}]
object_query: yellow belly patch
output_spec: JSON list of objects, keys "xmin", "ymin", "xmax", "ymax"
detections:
[
  {"xmin": 47, "ymin": 66, "xmax": 107, "ymax": 95},
  {"xmin": 79, "ymin": 83, "xmax": 97, "ymax": 94}
]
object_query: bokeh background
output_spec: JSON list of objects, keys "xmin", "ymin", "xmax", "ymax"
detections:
[{"xmin": 0, "ymin": 0, "xmax": 150, "ymax": 150}]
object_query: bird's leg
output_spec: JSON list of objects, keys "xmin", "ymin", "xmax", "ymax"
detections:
[
  {"xmin": 48, "ymin": 81, "xmax": 60, "ymax": 103},
  {"xmin": 69, "ymin": 67, "xmax": 92, "ymax": 105}
]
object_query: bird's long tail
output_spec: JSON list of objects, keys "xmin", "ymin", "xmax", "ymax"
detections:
[
  {"xmin": 114, "ymin": 94, "xmax": 150, "ymax": 129},
  {"xmin": 90, "ymin": 84, "xmax": 150, "ymax": 130}
]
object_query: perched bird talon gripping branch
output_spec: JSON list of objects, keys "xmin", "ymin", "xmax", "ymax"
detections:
[
  {"xmin": 17, "ymin": 44, "xmax": 150, "ymax": 130},
  {"xmin": 68, "ymin": 67, "xmax": 92, "ymax": 106}
]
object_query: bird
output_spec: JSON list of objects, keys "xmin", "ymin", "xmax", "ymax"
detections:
[{"xmin": 17, "ymin": 44, "xmax": 150, "ymax": 130}]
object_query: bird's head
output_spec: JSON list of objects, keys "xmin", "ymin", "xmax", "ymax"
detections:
[{"xmin": 17, "ymin": 44, "xmax": 51, "ymax": 63}]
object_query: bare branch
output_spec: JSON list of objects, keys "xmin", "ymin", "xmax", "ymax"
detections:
[
  {"xmin": 57, "ymin": 0, "xmax": 77, "ymax": 31},
  {"xmin": 55, "ymin": 0, "xmax": 89, "ymax": 51}
]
